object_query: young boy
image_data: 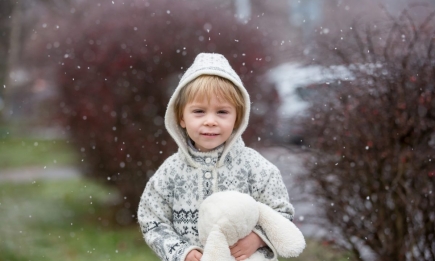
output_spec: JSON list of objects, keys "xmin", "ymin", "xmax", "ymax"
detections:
[{"xmin": 138, "ymin": 53, "xmax": 295, "ymax": 261}]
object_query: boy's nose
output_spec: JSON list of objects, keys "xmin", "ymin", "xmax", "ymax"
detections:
[{"xmin": 203, "ymin": 114, "xmax": 217, "ymax": 126}]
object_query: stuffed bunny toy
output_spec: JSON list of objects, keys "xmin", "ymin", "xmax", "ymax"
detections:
[{"xmin": 198, "ymin": 191, "xmax": 306, "ymax": 261}]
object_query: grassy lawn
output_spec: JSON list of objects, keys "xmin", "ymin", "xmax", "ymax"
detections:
[
  {"xmin": 0, "ymin": 179, "xmax": 160, "ymax": 261},
  {"xmin": 0, "ymin": 138, "xmax": 79, "ymax": 169},
  {"xmin": 281, "ymin": 241, "xmax": 354, "ymax": 261}
]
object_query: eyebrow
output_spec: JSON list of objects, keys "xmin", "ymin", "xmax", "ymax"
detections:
[{"xmin": 186, "ymin": 103, "xmax": 234, "ymax": 110}]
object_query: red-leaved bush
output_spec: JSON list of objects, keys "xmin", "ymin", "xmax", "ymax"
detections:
[{"xmin": 28, "ymin": 0, "xmax": 280, "ymax": 224}]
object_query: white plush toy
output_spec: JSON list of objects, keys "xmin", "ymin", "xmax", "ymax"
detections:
[{"xmin": 198, "ymin": 191, "xmax": 306, "ymax": 261}]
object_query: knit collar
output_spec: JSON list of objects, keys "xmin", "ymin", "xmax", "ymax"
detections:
[
  {"xmin": 187, "ymin": 140, "xmax": 224, "ymax": 168},
  {"xmin": 179, "ymin": 137, "xmax": 245, "ymax": 169}
]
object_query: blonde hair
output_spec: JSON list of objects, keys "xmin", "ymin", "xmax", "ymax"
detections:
[{"xmin": 174, "ymin": 75, "xmax": 245, "ymax": 129}]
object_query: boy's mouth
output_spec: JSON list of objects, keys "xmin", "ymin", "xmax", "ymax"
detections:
[{"xmin": 201, "ymin": 133, "xmax": 219, "ymax": 136}]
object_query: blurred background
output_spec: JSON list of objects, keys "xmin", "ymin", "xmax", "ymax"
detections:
[{"xmin": 1, "ymin": 0, "xmax": 434, "ymax": 260}]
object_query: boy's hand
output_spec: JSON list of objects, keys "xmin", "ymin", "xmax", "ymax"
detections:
[
  {"xmin": 229, "ymin": 231, "xmax": 265, "ymax": 261},
  {"xmin": 185, "ymin": 249, "xmax": 202, "ymax": 261}
]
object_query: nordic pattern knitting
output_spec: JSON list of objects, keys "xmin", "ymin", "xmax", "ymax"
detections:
[{"xmin": 138, "ymin": 138, "xmax": 294, "ymax": 261}]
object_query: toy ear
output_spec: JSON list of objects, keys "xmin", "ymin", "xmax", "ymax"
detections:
[
  {"xmin": 257, "ymin": 202, "xmax": 306, "ymax": 258},
  {"xmin": 201, "ymin": 224, "xmax": 235, "ymax": 261}
]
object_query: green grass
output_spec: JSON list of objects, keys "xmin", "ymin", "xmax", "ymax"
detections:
[
  {"xmin": 0, "ymin": 178, "xmax": 160, "ymax": 261},
  {"xmin": 282, "ymin": 240, "xmax": 354, "ymax": 261},
  {"xmin": 0, "ymin": 138, "xmax": 78, "ymax": 168}
]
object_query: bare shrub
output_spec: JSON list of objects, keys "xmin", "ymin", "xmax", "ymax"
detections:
[{"xmin": 298, "ymin": 10, "xmax": 435, "ymax": 261}]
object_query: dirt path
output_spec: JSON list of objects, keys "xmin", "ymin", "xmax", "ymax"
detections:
[{"xmin": 0, "ymin": 166, "xmax": 80, "ymax": 182}]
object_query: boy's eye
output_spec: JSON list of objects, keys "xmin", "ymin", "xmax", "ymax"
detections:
[
  {"xmin": 218, "ymin": 110, "xmax": 229, "ymax": 114},
  {"xmin": 193, "ymin": 110, "xmax": 204, "ymax": 113}
]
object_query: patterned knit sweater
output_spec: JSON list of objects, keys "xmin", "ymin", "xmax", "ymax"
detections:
[
  {"xmin": 137, "ymin": 138, "xmax": 294, "ymax": 261},
  {"xmin": 137, "ymin": 53, "xmax": 295, "ymax": 261}
]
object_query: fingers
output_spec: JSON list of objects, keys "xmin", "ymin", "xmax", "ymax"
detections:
[
  {"xmin": 235, "ymin": 255, "xmax": 247, "ymax": 261},
  {"xmin": 229, "ymin": 243, "xmax": 238, "ymax": 255},
  {"xmin": 194, "ymin": 251, "xmax": 202, "ymax": 261},
  {"xmin": 230, "ymin": 247, "xmax": 245, "ymax": 259},
  {"xmin": 186, "ymin": 250, "xmax": 202, "ymax": 261},
  {"xmin": 230, "ymin": 246, "xmax": 240, "ymax": 256}
]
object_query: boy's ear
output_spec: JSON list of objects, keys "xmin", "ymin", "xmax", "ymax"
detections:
[{"xmin": 180, "ymin": 117, "xmax": 186, "ymax": 128}]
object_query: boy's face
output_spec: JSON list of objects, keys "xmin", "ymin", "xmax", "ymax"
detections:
[{"xmin": 180, "ymin": 95, "xmax": 237, "ymax": 152}]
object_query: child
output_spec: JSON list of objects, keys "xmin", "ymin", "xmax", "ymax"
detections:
[{"xmin": 138, "ymin": 53, "xmax": 295, "ymax": 261}]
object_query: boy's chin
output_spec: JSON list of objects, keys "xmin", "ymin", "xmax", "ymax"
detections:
[{"xmin": 196, "ymin": 143, "xmax": 222, "ymax": 152}]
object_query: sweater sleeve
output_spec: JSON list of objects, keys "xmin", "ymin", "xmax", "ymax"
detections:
[
  {"xmin": 255, "ymin": 165, "xmax": 295, "ymax": 221},
  {"xmin": 137, "ymin": 159, "xmax": 202, "ymax": 261}
]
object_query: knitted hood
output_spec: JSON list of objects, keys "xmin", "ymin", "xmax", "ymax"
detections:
[{"xmin": 164, "ymin": 53, "xmax": 251, "ymax": 168}]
